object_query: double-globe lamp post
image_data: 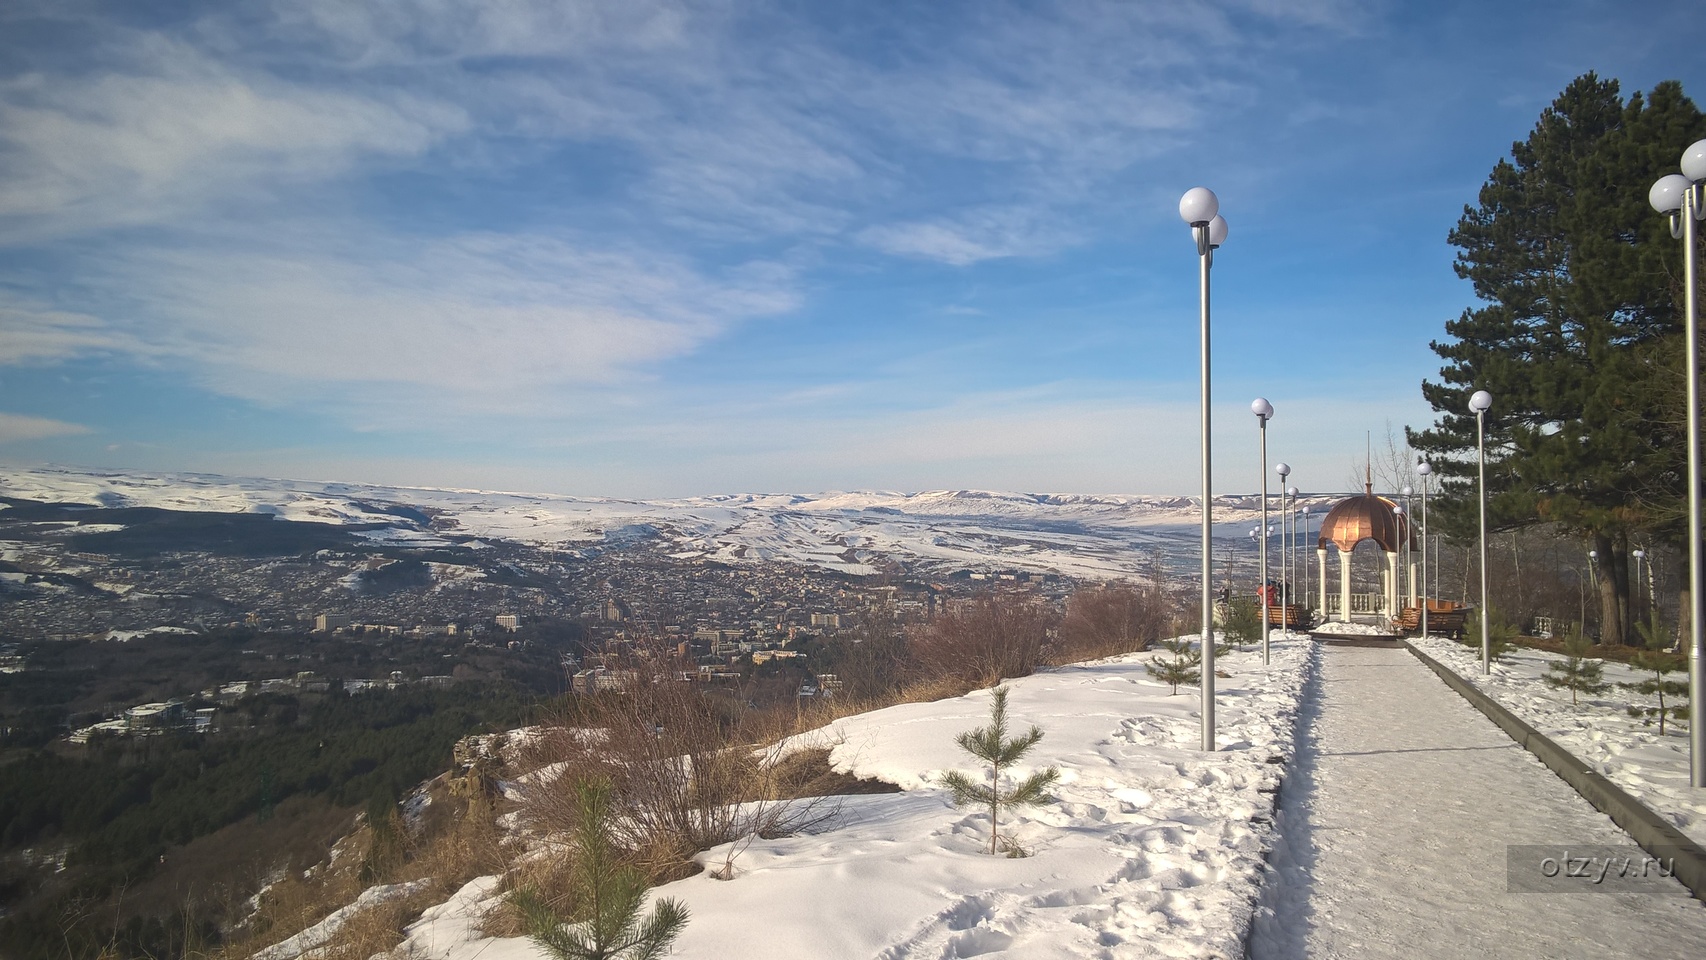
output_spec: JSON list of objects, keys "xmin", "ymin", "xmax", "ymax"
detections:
[
  {"xmin": 1417, "ymin": 462, "xmax": 1432, "ymax": 639},
  {"xmin": 1470, "ymin": 389, "xmax": 1493, "ymax": 674},
  {"xmin": 1649, "ymin": 137, "xmax": 1706, "ymax": 789},
  {"xmin": 1181, "ymin": 187, "xmax": 1228, "ymax": 752},
  {"xmin": 1287, "ymin": 484, "xmax": 1300, "ymax": 606},
  {"xmin": 1276, "ymin": 463, "xmax": 1293, "ymax": 618},
  {"xmin": 1253, "ymin": 398, "xmax": 1274, "ymax": 664}
]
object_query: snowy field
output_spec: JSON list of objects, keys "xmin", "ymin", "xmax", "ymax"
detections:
[
  {"xmin": 390, "ymin": 637, "xmax": 1315, "ymax": 960},
  {"xmin": 1410, "ymin": 635, "xmax": 1705, "ymax": 847},
  {"xmin": 0, "ymin": 465, "xmax": 1333, "ymax": 580}
]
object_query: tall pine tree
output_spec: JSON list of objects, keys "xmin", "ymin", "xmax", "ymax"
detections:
[{"xmin": 1409, "ymin": 74, "xmax": 1702, "ymax": 645}]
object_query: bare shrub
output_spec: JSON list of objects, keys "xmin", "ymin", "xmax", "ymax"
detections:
[
  {"xmin": 1054, "ymin": 582, "xmax": 1173, "ymax": 662},
  {"xmin": 515, "ymin": 657, "xmax": 839, "ymax": 887},
  {"xmin": 908, "ymin": 594, "xmax": 1056, "ymax": 689}
]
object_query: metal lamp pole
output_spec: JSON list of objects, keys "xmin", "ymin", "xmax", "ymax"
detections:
[
  {"xmin": 1275, "ymin": 463, "xmax": 1292, "ymax": 626},
  {"xmin": 1632, "ymin": 548, "xmax": 1646, "ymax": 626},
  {"xmin": 1471, "ymin": 389, "xmax": 1493, "ymax": 674},
  {"xmin": 1418, "ymin": 462, "xmax": 1432, "ymax": 638},
  {"xmin": 1650, "ymin": 137, "xmax": 1706, "ymax": 788},
  {"xmin": 1302, "ymin": 505, "xmax": 1312, "ymax": 610},
  {"xmin": 1287, "ymin": 484, "xmax": 1300, "ymax": 613},
  {"xmin": 1253, "ymin": 398, "xmax": 1274, "ymax": 663},
  {"xmin": 1394, "ymin": 503, "xmax": 1408, "ymax": 618},
  {"xmin": 1181, "ymin": 187, "xmax": 1228, "ymax": 752}
]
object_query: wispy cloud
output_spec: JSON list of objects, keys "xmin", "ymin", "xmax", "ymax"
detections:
[
  {"xmin": 0, "ymin": 297, "xmax": 155, "ymax": 364},
  {"xmin": 89, "ymin": 226, "xmax": 799, "ymax": 416},
  {"xmin": 0, "ymin": 412, "xmax": 91, "ymax": 444},
  {"xmin": 0, "ymin": 33, "xmax": 464, "ymax": 239}
]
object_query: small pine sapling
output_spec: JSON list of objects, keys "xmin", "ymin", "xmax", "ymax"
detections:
[
  {"xmin": 939, "ymin": 687, "xmax": 1060, "ymax": 856},
  {"xmin": 1622, "ymin": 614, "xmax": 1690, "ymax": 734},
  {"xmin": 1461, "ymin": 607, "xmax": 1516, "ymax": 662},
  {"xmin": 1146, "ymin": 636, "xmax": 1202, "ymax": 694},
  {"xmin": 511, "ymin": 778, "xmax": 689, "ymax": 960},
  {"xmin": 1541, "ymin": 626, "xmax": 1607, "ymax": 705},
  {"xmin": 1221, "ymin": 599, "xmax": 1261, "ymax": 651}
]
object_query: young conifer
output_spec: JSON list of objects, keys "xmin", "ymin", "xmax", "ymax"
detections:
[
  {"xmin": 1542, "ymin": 626, "xmax": 1607, "ymax": 706},
  {"xmin": 1622, "ymin": 614, "xmax": 1690, "ymax": 734},
  {"xmin": 511, "ymin": 777, "xmax": 689, "ymax": 960},
  {"xmin": 1146, "ymin": 636, "xmax": 1202, "ymax": 694},
  {"xmin": 939, "ymin": 687, "xmax": 1060, "ymax": 856}
]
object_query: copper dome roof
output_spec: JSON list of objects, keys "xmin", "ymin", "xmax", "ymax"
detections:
[{"xmin": 1317, "ymin": 483, "xmax": 1413, "ymax": 553}]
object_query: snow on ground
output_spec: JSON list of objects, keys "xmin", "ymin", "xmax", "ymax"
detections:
[
  {"xmin": 1411, "ymin": 634, "xmax": 1706, "ymax": 847},
  {"xmin": 1251, "ymin": 644, "xmax": 1706, "ymax": 960},
  {"xmin": 104, "ymin": 626, "xmax": 196, "ymax": 642},
  {"xmin": 252, "ymin": 879, "xmax": 435, "ymax": 960},
  {"xmin": 1310, "ymin": 621, "xmax": 1394, "ymax": 636},
  {"xmin": 0, "ymin": 465, "xmax": 1335, "ymax": 580},
  {"xmin": 391, "ymin": 637, "xmax": 1315, "ymax": 960}
]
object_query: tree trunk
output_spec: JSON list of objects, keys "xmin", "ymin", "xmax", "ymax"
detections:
[{"xmin": 1594, "ymin": 532, "xmax": 1624, "ymax": 646}]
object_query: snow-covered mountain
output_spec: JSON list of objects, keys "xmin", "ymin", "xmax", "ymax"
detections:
[{"xmin": 0, "ymin": 466, "xmax": 1324, "ymax": 579}]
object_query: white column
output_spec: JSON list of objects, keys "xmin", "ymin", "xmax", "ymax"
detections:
[
  {"xmin": 1385, "ymin": 551, "xmax": 1398, "ymax": 616},
  {"xmin": 1339, "ymin": 548, "xmax": 1353, "ymax": 620},
  {"xmin": 1317, "ymin": 547, "xmax": 1328, "ymax": 613},
  {"xmin": 1409, "ymin": 559, "xmax": 1419, "ymax": 607}
]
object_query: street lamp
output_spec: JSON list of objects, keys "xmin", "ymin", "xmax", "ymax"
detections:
[
  {"xmin": 1181, "ymin": 186, "xmax": 1229, "ymax": 751},
  {"xmin": 1649, "ymin": 137, "xmax": 1706, "ymax": 788},
  {"xmin": 1470, "ymin": 388, "xmax": 1493, "ymax": 674},
  {"xmin": 1401, "ymin": 485, "xmax": 1414, "ymax": 611},
  {"xmin": 1287, "ymin": 484, "xmax": 1300, "ymax": 614},
  {"xmin": 1632, "ymin": 548, "xmax": 1646, "ymax": 625},
  {"xmin": 1253, "ymin": 398, "xmax": 1274, "ymax": 664},
  {"xmin": 1417, "ymin": 462, "xmax": 1432, "ymax": 638},
  {"xmin": 1394, "ymin": 502, "xmax": 1408, "ymax": 619},
  {"xmin": 1302, "ymin": 505, "xmax": 1312, "ymax": 610},
  {"xmin": 1275, "ymin": 463, "xmax": 1292, "ymax": 623}
]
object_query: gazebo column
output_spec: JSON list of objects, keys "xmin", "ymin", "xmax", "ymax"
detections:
[
  {"xmin": 1338, "ymin": 548, "xmax": 1352, "ymax": 620},
  {"xmin": 1408, "ymin": 557, "xmax": 1418, "ymax": 607},
  {"xmin": 1317, "ymin": 547, "xmax": 1328, "ymax": 613},
  {"xmin": 1384, "ymin": 550, "xmax": 1398, "ymax": 616}
]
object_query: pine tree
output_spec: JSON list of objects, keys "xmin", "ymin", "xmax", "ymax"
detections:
[
  {"xmin": 1461, "ymin": 607, "xmax": 1517, "ymax": 663},
  {"xmin": 511, "ymin": 778, "xmax": 689, "ymax": 960},
  {"xmin": 939, "ymin": 687, "xmax": 1060, "ymax": 857},
  {"xmin": 1146, "ymin": 637, "xmax": 1202, "ymax": 694},
  {"xmin": 1622, "ymin": 614, "xmax": 1690, "ymax": 734},
  {"xmin": 1542, "ymin": 626, "xmax": 1608, "ymax": 706},
  {"xmin": 1407, "ymin": 74, "xmax": 1703, "ymax": 646},
  {"xmin": 1221, "ymin": 598, "xmax": 1261, "ymax": 650}
]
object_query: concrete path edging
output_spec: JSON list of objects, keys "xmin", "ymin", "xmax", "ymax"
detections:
[{"xmin": 1403, "ymin": 640, "xmax": 1706, "ymax": 903}]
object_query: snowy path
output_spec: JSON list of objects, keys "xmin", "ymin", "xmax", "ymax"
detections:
[{"xmin": 1250, "ymin": 643, "xmax": 1706, "ymax": 960}]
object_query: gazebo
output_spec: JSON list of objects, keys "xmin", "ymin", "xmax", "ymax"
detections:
[{"xmin": 1315, "ymin": 476, "xmax": 1416, "ymax": 620}]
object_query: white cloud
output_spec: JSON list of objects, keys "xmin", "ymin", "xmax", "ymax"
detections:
[
  {"xmin": 93, "ymin": 227, "xmax": 798, "ymax": 415},
  {"xmin": 0, "ymin": 33, "xmax": 465, "ymax": 237},
  {"xmin": 0, "ymin": 412, "xmax": 91, "ymax": 444},
  {"xmin": 0, "ymin": 297, "xmax": 154, "ymax": 364}
]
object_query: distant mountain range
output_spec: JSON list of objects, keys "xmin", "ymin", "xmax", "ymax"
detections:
[{"xmin": 0, "ymin": 466, "xmax": 1330, "ymax": 579}]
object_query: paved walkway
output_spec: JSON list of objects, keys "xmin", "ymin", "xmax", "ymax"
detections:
[{"xmin": 1249, "ymin": 643, "xmax": 1706, "ymax": 960}]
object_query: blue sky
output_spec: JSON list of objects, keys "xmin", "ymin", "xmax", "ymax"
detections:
[{"xmin": 1, "ymin": 0, "xmax": 1702, "ymax": 499}]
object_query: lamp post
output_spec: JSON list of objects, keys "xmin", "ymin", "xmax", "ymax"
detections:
[
  {"xmin": 1181, "ymin": 187, "xmax": 1228, "ymax": 751},
  {"xmin": 1394, "ymin": 502, "xmax": 1408, "ymax": 620},
  {"xmin": 1470, "ymin": 388, "xmax": 1493, "ymax": 674},
  {"xmin": 1418, "ymin": 462, "xmax": 1432, "ymax": 638},
  {"xmin": 1275, "ymin": 463, "xmax": 1292, "ymax": 625},
  {"xmin": 1287, "ymin": 484, "xmax": 1300, "ymax": 613},
  {"xmin": 1401, "ymin": 485, "xmax": 1414, "ymax": 611},
  {"xmin": 1302, "ymin": 505, "xmax": 1312, "ymax": 610},
  {"xmin": 1649, "ymin": 137, "xmax": 1706, "ymax": 788},
  {"xmin": 1632, "ymin": 548, "xmax": 1646, "ymax": 626},
  {"xmin": 1253, "ymin": 398, "xmax": 1274, "ymax": 664}
]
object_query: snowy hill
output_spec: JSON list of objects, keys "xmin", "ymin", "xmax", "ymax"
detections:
[
  {"xmin": 0, "ymin": 466, "xmax": 1327, "ymax": 579},
  {"xmin": 390, "ymin": 638, "xmax": 1314, "ymax": 960}
]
